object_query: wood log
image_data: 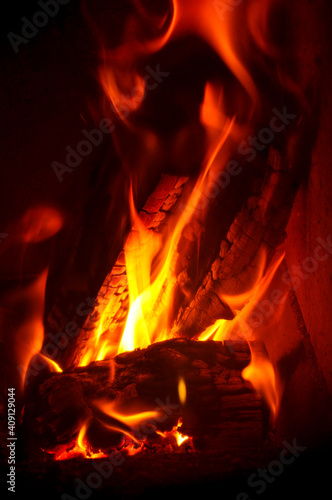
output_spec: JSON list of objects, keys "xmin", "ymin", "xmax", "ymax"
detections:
[{"xmin": 21, "ymin": 339, "xmax": 268, "ymax": 458}]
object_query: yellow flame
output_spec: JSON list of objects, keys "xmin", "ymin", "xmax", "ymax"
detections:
[
  {"xmin": 155, "ymin": 418, "xmax": 190, "ymax": 447},
  {"xmin": 178, "ymin": 377, "xmax": 186, "ymax": 405},
  {"xmin": 40, "ymin": 354, "xmax": 63, "ymax": 373},
  {"xmin": 242, "ymin": 342, "xmax": 279, "ymax": 418},
  {"xmin": 175, "ymin": 432, "xmax": 189, "ymax": 447},
  {"xmin": 54, "ymin": 420, "xmax": 106, "ymax": 461},
  {"xmin": 94, "ymin": 399, "xmax": 161, "ymax": 428},
  {"xmin": 117, "ymin": 115, "xmax": 235, "ymax": 355}
]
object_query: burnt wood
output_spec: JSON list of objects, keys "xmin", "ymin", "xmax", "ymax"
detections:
[{"xmin": 21, "ymin": 339, "xmax": 268, "ymax": 459}]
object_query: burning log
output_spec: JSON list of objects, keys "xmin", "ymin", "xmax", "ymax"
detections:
[
  {"xmin": 62, "ymin": 144, "xmax": 304, "ymax": 367},
  {"xmin": 21, "ymin": 339, "xmax": 268, "ymax": 458},
  {"xmin": 46, "ymin": 174, "xmax": 189, "ymax": 368}
]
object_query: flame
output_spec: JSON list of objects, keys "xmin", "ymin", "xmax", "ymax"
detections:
[
  {"xmin": 74, "ymin": 0, "xmax": 297, "ymax": 427},
  {"xmin": 198, "ymin": 249, "xmax": 285, "ymax": 418},
  {"xmin": 79, "ymin": 87, "xmax": 236, "ymax": 364},
  {"xmin": 173, "ymin": 418, "xmax": 190, "ymax": 446},
  {"xmin": 175, "ymin": 432, "xmax": 189, "ymax": 447},
  {"xmin": 86, "ymin": 0, "xmax": 289, "ymax": 363},
  {"xmin": 95, "ymin": 399, "xmax": 161, "ymax": 428},
  {"xmin": 116, "ymin": 115, "xmax": 234, "ymax": 355},
  {"xmin": 53, "ymin": 421, "xmax": 107, "ymax": 461},
  {"xmin": 242, "ymin": 341, "xmax": 279, "ymax": 418},
  {"xmin": 39, "ymin": 354, "xmax": 63, "ymax": 373},
  {"xmin": 98, "ymin": 0, "xmax": 271, "ymax": 126},
  {"xmin": 55, "ymin": 399, "xmax": 192, "ymax": 459},
  {"xmin": 156, "ymin": 418, "xmax": 190, "ymax": 447},
  {"xmin": 14, "ymin": 270, "xmax": 48, "ymax": 389},
  {"xmin": 89, "ymin": 0, "xmax": 289, "ymax": 364},
  {"xmin": 178, "ymin": 377, "xmax": 186, "ymax": 406},
  {"xmin": 0, "ymin": 207, "xmax": 63, "ymax": 393}
]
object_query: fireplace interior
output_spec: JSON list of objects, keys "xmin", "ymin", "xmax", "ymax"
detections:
[{"xmin": 1, "ymin": 1, "xmax": 332, "ymax": 499}]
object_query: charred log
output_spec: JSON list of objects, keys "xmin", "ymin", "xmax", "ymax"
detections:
[{"xmin": 22, "ymin": 339, "xmax": 268, "ymax": 458}]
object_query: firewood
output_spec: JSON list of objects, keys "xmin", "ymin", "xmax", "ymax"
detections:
[{"xmin": 21, "ymin": 339, "xmax": 267, "ymax": 458}]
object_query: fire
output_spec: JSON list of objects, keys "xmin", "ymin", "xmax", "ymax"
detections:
[
  {"xmin": 86, "ymin": 0, "xmax": 287, "ymax": 364},
  {"xmin": 173, "ymin": 418, "xmax": 190, "ymax": 447},
  {"xmin": 54, "ymin": 400, "xmax": 163, "ymax": 460},
  {"xmin": 178, "ymin": 377, "xmax": 186, "ymax": 406},
  {"xmin": 14, "ymin": 270, "xmax": 49, "ymax": 389},
  {"xmin": 74, "ymin": 0, "xmax": 289, "ymax": 424},
  {"xmin": 94, "ymin": 399, "xmax": 161, "ymax": 429},
  {"xmin": 197, "ymin": 249, "xmax": 285, "ymax": 418},
  {"xmin": 0, "ymin": 206, "xmax": 64, "ymax": 393},
  {"xmin": 39, "ymin": 354, "xmax": 63, "ymax": 373},
  {"xmin": 242, "ymin": 342, "xmax": 279, "ymax": 418},
  {"xmin": 156, "ymin": 418, "xmax": 190, "ymax": 448},
  {"xmin": 53, "ymin": 421, "xmax": 107, "ymax": 461},
  {"xmin": 80, "ymin": 86, "xmax": 236, "ymax": 364},
  {"xmin": 98, "ymin": 0, "xmax": 267, "ymax": 126}
]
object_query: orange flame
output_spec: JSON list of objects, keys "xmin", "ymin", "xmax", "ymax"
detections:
[
  {"xmin": 79, "ymin": 85, "xmax": 236, "ymax": 364},
  {"xmin": 178, "ymin": 377, "xmax": 186, "ymax": 406},
  {"xmin": 39, "ymin": 354, "xmax": 63, "ymax": 373},
  {"xmin": 94, "ymin": 399, "xmax": 161, "ymax": 429},
  {"xmin": 116, "ymin": 117, "xmax": 234, "ymax": 355},
  {"xmin": 77, "ymin": 0, "xmax": 295, "ymax": 424},
  {"xmin": 242, "ymin": 341, "xmax": 279, "ymax": 419},
  {"xmin": 198, "ymin": 249, "xmax": 285, "ymax": 418},
  {"xmin": 53, "ymin": 421, "xmax": 107, "ymax": 461},
  {"xmin": 14, "ymin": 270, "xmax": 48, "ymax": 389},
  {"xmin": 98, "ymin": 0, "xmax": 270, "ymax": 125},
  {"xmin": 0, "ymin": 207, "xmax": 63, "ymax": 392},
  {"xmin": 156, "ymin": 418, "xmax": 190, "ymax": 447}
]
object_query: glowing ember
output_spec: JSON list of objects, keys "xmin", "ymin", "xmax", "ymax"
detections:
[
  {"xmin": 156, "ymin": 418, "xmax": 190, "ymax": 448},
  {"xmin": 53, "ymin": 403, "xmax": 192, "ymax": 461},
  {"xmin": 53, "ymin": 422, "xmax": 107, "ymax": 461}
]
